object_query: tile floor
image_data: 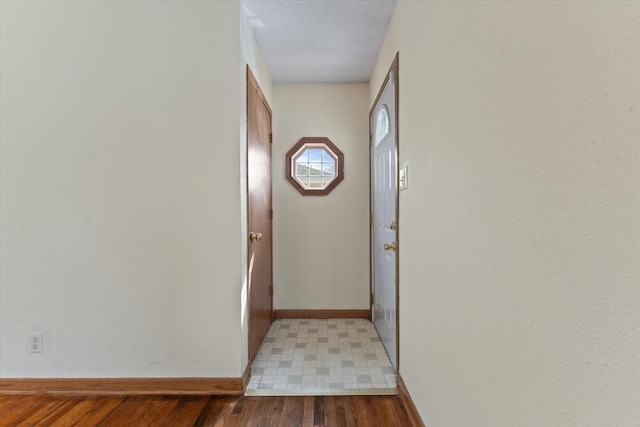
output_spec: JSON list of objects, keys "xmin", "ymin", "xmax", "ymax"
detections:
[{"xmin": 245, "ymin": 318, "xmax": 397, "ymax": 396}]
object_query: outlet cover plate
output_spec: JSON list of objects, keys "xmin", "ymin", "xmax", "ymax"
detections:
[{"xmin": 29, "ymin": 333, "xmax": 43, "ymax": 353}]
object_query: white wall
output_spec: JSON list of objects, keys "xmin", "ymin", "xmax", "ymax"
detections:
[
  {"xmin": 0, "ymin": 0, "xmax": 245, "ymax": 377},
  {"xmin": 239, "ymin": 8, "xmax": 273, "ymax": 372},
  {"xmin": 371, "ymin": 2, "xmax": 640, "ymax": 426},
  {"xmin": 273, "ymin": 84, "xmax": 370, "ymax": 310}
]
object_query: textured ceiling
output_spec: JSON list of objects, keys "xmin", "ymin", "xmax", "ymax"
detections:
[{"xmin": 242, "ymin": 0, "xmax": 397, "ymax": 83}]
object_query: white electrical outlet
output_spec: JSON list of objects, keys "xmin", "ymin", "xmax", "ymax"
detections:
[{"xmin": 29, "ymin": 333, "xmax": 43, "ymax": 353}]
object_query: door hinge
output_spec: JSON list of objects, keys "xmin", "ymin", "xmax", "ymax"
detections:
[
  {"xmin": 370, "ymin": 213, "xmax": 374, "ymax": 227},
  {"xmin": 269, "ymin": 209, "xmax": 273, "ymax": 220},
  {"xmin": 369, "ymin": 133, "xmax": 373, "ymax": 146},
  {"xmin": 269, "ymin": 285, "xmax": 273, "ymax": 295},
  {"xmin": 269, "ymin": 133, "xmax": 273, "ymax": 144}
]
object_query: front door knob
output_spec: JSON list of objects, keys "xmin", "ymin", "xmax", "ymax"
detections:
[
  {"xmin": 384, "ymin": 242, "xmax": 398, "ymax": 251},
  {"xmin": 249, "ymin": 232, "xmax": 263, "ymax": 242}
]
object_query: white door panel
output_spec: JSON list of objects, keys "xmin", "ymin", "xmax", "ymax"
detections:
[{"xmin": 371, "ymin": 73, "xmax": 397, "ymax": 370}]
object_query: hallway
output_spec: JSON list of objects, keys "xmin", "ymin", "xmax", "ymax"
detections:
[{"xmin": 246, "ymin": 319, "xmax": 396, "ymax": 396}]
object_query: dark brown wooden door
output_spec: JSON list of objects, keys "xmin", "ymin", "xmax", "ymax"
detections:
[{"xmin": 247, "ymin": 67, "xmax": 273, "ymax": 363}]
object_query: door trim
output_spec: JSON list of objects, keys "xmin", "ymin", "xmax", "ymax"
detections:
[
  {"xmin": 369, "ymin": 53, "xmax": 400, "ymax": 371},
  {"xmin": 246, "ymin": 66, "xmax": 273, "ymax": 364}
]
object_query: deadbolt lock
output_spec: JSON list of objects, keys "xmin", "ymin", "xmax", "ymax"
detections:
[{"xmin": 249, "ymin": 232, "xmax": 263, "ymax": 242}]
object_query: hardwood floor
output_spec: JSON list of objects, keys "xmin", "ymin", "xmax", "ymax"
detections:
[{"xmin": 0, "ymin": 394, "xmax": 410, "ymax": 426}]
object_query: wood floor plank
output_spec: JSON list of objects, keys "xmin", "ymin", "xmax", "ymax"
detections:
[
  {"xmin": 302, "ymin": 396, "xmax": 315, "ymax": 427},
  {"xmin": 254, "ymin": 395, "xmax": 276, "ymax": 427},
  {"xmin": 313, "ymin": 396, "xmax": 325, "ymax": 426},
  {"xmin": 276, "ymin": 395, "xmax": 296, "ymax": 426},
  {"xmin": 234, "ymin": 396, "xmax": 268, "ymax": 427},
  {"xmin": 267, "ymin": 396, "xmax": 286, "ymax": 427},
  {"xmin": 144, "ymin": 397, "xmax": 181, "ymax": 426},
  {"xmin": 222, "ymin": 395, "xmax": 245, "ymax": 426},
  {"xmin": 324, "ymin": 395, "xmax": 346, "ymax": 427},
  {"xmin": 211, "ymin": 397, "xmax": 236, "ymax": 427},
  {"xmin": 191, "ymin": 396, "xmax": 219, "ymax": 426},
  {"xmin": 16, "ymin": 396, "xmax": 71, "ymax": 425},
  {"xmin": 92, "ymin": 396, "xmax": 140, "ymax": 426},
  {"xmin": 223, "ymin": 397, "xmax": 245, "ymax": 427},
  {"xmin": 386, "ymin": 395, "xmax": 411, "ymax": 426},
  {"xmin": 363, "ymin": 396, "xmax": 380, "ymax": 427},
  {"xmin": 157, "ymin": 396, "xmax": 209, "ymax": 427},
  {"xmin": 0, "ymin": 392, "xmax": 411, "ymax": 426},
  {"xmin": 50, "ymin": 396, "xmax": 125, "ymax": 427},
  {"xmin": 324, "ymin": 396, "xmax": 336, "ymax": 427},
  {"xmin": 235, "ymin": 397, "xmax": 263, "ymax": 426},
  {"xmin": 333, "ymin": 396, "xmax": 347, "ymax": 427},
  {"xmin": 0, "ymin": 394, "xmax": 44, "ymax": 424},
  {"xmin": 96, "ymin": 396, "xmax": 162, "ymax": 426},
  {"xmin": 173, "ymin": 396, "xmax": 211, "ymax": 426},
  {"xmin": 374, "ymin": 396, "xmax": 404, "ymax": 427},
  {"xmin": 289, "ymin": 396, "xmax": 305, "ymax": 426},
  {"xmin": 372, "ymin": 396, "xmax": 393, "ymax": 427},
  {"xmin": 154, "ymin": 396, "xmax": 191, "ymax": 426},
  {"xmin": 127, "ymin": 396, "xmax": 177, "ymax": 426},
  {"xmin": 251, "ymin": 397, "xmax": 272, "ymax": 427},
  {"xmin": 0, "ymin": 395, "xmax": 23, "ymax": 412},
  {"xmin": 192, "ymin": 396, "xmax": 234, "ymax": 426},
  {"xmin": 351, "ymin": 395, "xmax": 371, "ymax": 427},
  {"xmin": 34, "ymin": 398, "xmax": 84, "ymax": 426}
]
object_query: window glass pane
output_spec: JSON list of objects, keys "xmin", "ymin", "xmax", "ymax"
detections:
[
  {"xmin": 296, "ymin": 150, "xmax": 309, "ymax": 163},
  {"xmin": 296, "ymin": 164, "xmax": 308, "ymax": 176},
  {"xmin": 307, "ymin": 148, "xmax": 322, "ymax": 162},
  {"xmin": 322, "ymin": 163, "xmax": 335, "ymax": 177},
  {"xmin": 309, "ymin": 177, "xmax": 323, "ymax": 188},
  {"xmin": 309, "ymin": 163, "xmax": 322, "ymax": 176},
  {"xmin": 321, "ymin": 176, "xmax": 334, "ymax": 187},
  {"xmin": 322, "ymin": 149, "xmax": 334, "ymax": 163},
  {"xmin": 375, "ymin": 106, "xmax": 390, "ymax": 145}
]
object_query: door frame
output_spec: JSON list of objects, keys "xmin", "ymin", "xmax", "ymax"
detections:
[
  {"xmin": 246, "ymin": 65, "xmax": 274, "ymax": 364},
  {"xmin": 369, "ymin": 53, "xmax": 400, "ymax": 371}
]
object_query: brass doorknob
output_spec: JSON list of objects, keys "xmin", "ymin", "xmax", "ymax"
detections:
[
  {"xmin": 384, "ymin": 242, "xmax": 398, "ymax": 251},
  {"xmin": 249, "ymin": 232, "xmax": 263, "ymax": 242}
]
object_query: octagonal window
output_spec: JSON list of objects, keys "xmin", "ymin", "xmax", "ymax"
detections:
[{"xmin": 286, "ymin": 137, "xmax": 344, "ymax": 196}]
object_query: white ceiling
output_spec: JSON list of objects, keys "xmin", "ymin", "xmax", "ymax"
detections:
[{"xmin": 242, "ymin": 0, "xmax": 397, "ymax": 83}]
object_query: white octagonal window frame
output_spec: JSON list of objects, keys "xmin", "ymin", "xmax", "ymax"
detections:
[{"xmin": 286, "ymin": 137, "xmax": 344, "ymax": 196}]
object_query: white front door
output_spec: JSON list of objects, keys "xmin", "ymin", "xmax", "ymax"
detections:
[{"xmin": 371, "ymin": 69, "xmax": 398, "ymax": 370}]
